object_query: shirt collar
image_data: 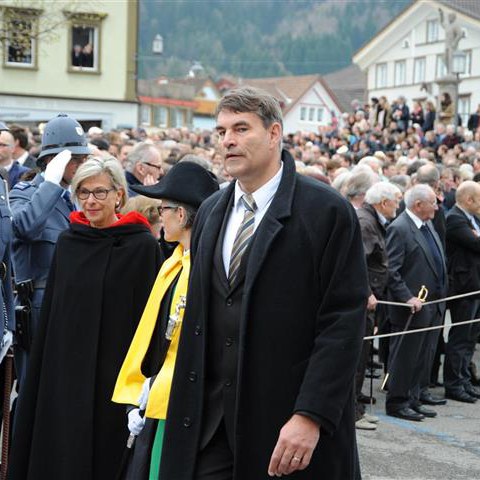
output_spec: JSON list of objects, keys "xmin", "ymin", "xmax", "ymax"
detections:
[
  {"xmin": 456, "ymin": 204, "xmax": 475, "ymax": 223},
  {"xmin": 406, "ymin": 208, "xmax": 424, "ymax": 229},
  {"xmin": 16, "ymin": 151, "xmax": 28, "ymax": 165},
  {"xmin": 376, "ymin": 210, "xmax": 388, "ymax": 226},
  {"xmin": 233, "ymin": 163, "xmax": 283, "ymax": 212}
]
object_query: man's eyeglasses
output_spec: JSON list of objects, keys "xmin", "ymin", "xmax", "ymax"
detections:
[
  {"xmin": 76, "ymin": 188, "xmax": 116, "ymax": 200},
  {"xmin": 0, "ymin": 143, "xmax": 12, "ymax": 148},
  {"xmin": 143, "ymin": 162, "xmax": 163, "ymax": 171},
  {"xmin": 157, "ymin": 205, "xmax": 179, "ymax": 215}
]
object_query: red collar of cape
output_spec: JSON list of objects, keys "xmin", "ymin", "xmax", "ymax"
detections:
[{"xmin": 69, "ymin": 210, "xmax": 151, "ymax": 229}]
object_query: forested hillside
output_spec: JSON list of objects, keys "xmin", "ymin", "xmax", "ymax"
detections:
[{"xmin": 138, "ymin": 0, "xmax": 410, "ymax": 79}]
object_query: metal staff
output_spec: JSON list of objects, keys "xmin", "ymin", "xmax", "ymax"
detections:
[
  {"xmin": 1, "ymin": 348, "xmax": 14, "ymax": 480},
  {"xmin": 381, "ymin": 286, "xmax": 428, "ymax": 391}
]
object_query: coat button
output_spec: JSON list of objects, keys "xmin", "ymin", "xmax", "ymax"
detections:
[
  {"xmin": 188, "ymin": 371, "xmax": 197, "ymax": 382},
  {"xmin": 194, "ymin": 325, "xmax": 202, "ymax": 336},
  {"xmin": 225, "ymin": 379, "xmax": 232, "ymax": 387},
  {"xmin": 183, "ymin": 417, "xmax": 192, "ymax": 427},
  {"xmin": 226, "ymin": 298, "xmax": 233, "ymax": 307},
  {"xmin": 225, "ymin": 337, "xmax": 233, "ymax": 347}
]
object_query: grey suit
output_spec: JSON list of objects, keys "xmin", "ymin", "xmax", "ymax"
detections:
[
  {"xmin": 386, "ymin": 211, "xmax": 447, "ymax": 411},
  {"xmin": 10, "ymin": 173, "xmax": 72, "ymax": 385}
]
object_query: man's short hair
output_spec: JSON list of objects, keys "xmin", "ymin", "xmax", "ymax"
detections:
[
  {"xmin": 416, "ymin": 164, "xmax": 440, "ymax": 187},
  {"xmin": 125, "ymin": 142, "xmax": 160, "ymax": 172},
  {"xmin": 365, "ymin": 182, "xmax": 401, "ymax": 205},
  {"xmin": 9, "ymin": 124, "xmax": 29, "ymax": 149},
  {"xmin": 216, "ymin": 86, "xmax": 283, "ymax": 130},
  {"xmin": 404, "ymin": 184, "xmax": 435, "ymax": 209},
  {"xmin": 344, "ymin": 170, "xmax": 377, "ymax": 199}
]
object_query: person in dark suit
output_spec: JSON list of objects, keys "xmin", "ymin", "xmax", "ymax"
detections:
[
  {"xmin": 444, "ymin": 181, "xmax": 480, "ymax": 403},
  {"xmin": 159, "ymin": 87, "xmax": 369, "ymax": 479},
  {"xmin": 355, "ymin": 182, "xmax": 402, "ymax": 430},
  {"xmin": 467, "ymin": 104, "xmax": 480, "ymax": 132},
  {"xmin": 9, "ymin": 124, "xmax": 37, "ymax": 170},
  {"xmin": 386, "ymin": 184, "xmax": 448, "ymax": 421}
]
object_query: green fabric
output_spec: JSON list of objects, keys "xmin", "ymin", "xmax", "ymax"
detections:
[{"xmin": 149, "ymin": 419, "xmax": 166, "ymax": 479}]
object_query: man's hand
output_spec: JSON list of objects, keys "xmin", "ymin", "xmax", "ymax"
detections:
[
  {"xmin": 143, "ymin": 173, "xmax": 156, "ymax": 186},
  {"xmin": 407, "ymin": 296, "xmax": 423, "ymax": 313},
  {"xmin": 367, "ymin": 294, "xmax": 377, "ymax": 311},
  {"xmin": 268, "ymin": 414, "xmax": 320, "ymax": 477},
  {"xmin": 44, "ymin": 150, "xmax": 72, "ymax": 185}
]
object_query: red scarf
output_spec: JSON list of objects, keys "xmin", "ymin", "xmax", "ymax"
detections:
[{"xmin": 70, "ymin": 210, "xmax": 151, "ymax": 228}]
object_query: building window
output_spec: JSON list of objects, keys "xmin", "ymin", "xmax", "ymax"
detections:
[
  {"xmin": 458, "ymin": 96, "xmax": 470, "ymax": 127},
  {"xmin": 375, "ymin": 63, "xmax": 387, "ymax": 88},
  {"xmin": 63, "ymin": 11, "xmax": 107, "ymax": 73},
  {"xmin": 308, "ymin": 107, "xmax": 315, "ymax": 122},
  {"xmin": 436, "ymin": 54, "xmax": 447, "ymax": 79},
  {"xmin": 3, "ymin": 7, "xmax": 41, "ymax": 69},
  {"xmin": 317, "ymin": 108, "xmax": 324, "ymax": 122},
  {"xmin": 413, "ymin": 57, "xmax": 426, "ymax": 84},
  {"xmin": 300, "ymin": 107, "xmax": 306, "ymax": 121},
  {"xmin": 426, "ymin": 19, "xmax": 439, "ymax": 43},
  {"xmin": 140, "ymin": 105, "xmax": 151, "ymax": 126},
  {"xmin": 394, "ymin": 61, "xmax": 406, "ymax": 86},
  {"xmin": 463, "ymin": 50, "xmax": 472, "ymax": 76},
  {"xmin": 153, "ymin": 106, "xmax": 168, "ymax": 127}
]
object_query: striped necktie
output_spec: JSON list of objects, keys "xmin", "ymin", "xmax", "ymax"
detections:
[{"xmin": 228, "ymin": 194, "xmax": 257, "ymax": 285}]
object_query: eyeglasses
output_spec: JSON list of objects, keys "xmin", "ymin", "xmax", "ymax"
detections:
[
  {"xmin": 143, "ymin": 162, "xmax": 163, "ymax": 171},
  {"xmin": 76, "ymin": 188, "xmax": 116, "ymax": 200},
  {"xmin": 157, "ymin": 205, "xmax": 179, "ymax": 215},
  {"xmin": 0, "ymin": 143, "xmax": 12, "ymax": 148}
]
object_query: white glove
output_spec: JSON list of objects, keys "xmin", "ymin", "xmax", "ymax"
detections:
[
  {"xmin": 44, "ymin": 150, "xmax": 72, "ymax": 185},
  {"xmin": 138, "ymin": 377, "xmax": 151, "ymax": 410},
  {"xmin": 127, "ymin": 408, "xmax": 145, "ymax": 436}
]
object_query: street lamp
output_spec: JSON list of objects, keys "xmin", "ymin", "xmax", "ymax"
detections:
[
  {"xmin": 152, "ymin": 34, "xmax": 163, "ymax": 55},
  {"xmin": 452, "ymin": 50, "xmax": 466, "ymax": 128}
]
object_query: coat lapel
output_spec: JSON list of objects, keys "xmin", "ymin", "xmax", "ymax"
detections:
[{"xmin": 243, "ymin": 151, "xmax": 295, "ymax": 294}]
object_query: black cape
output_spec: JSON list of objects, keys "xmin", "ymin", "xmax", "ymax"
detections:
[{"xmin": 8, "ymin": 220, "xmax": 162, "ymax": 480}]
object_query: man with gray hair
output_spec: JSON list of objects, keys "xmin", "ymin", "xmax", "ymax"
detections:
[
  {"xmin": 344, "ymin": 167, "xmax": 378, "ymax": 209},
  {"xmin": 355, "ymin": 182, "xmax": 402, "ymax": 430},
  {"xmin": 124, "ymin": 142, "xmax": 164, "ymax": 197},
  {"xmin": 385, "ymin": 184, "xmax": 447, "ymax": 421}
]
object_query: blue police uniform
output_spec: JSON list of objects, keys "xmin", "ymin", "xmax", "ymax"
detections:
[
  {"xmin": 0, "ymin": 175, "xmax": 14, "ymax": 357},
  {"xmin": 10, "ymin": 173, "xmax": 73, "ymax": 385}
]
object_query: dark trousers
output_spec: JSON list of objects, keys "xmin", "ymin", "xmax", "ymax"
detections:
[
  {"xmin": 444, "ymin": 298, "xmax": 480, "ymax": 392},
  {"xmin": 354, "ymin": 312, "xmax": 373, "ymax": 420},
  {"xmin": 195, "ymin": 421, "xmax": 233, "ymax": 480}
]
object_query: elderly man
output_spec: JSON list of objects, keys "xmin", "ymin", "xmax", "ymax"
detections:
[
  {"xmin": 159, "ymin": 87, "xmax": 368, "ymax": 479},
  {"xmin": 386, "ymin": 184, "xmax": 448, "ymax": 421},
  {"xmin": 344, "ymin": 167, "xmax": 378, "ymax": 209},
  {"xmin": 124, "ymin": 142, "xmax": 163, "ymax": 196},
  {"xmin": 444, "ymin": 181, "xmax": 480, "ymax": 403},
  {"xmin": 0, "ymin": 129, "xmax": 30, "ymax": 188},
  {"xmin": 355, "ymin": 182, "xmax": 402, "ymax": 430}
]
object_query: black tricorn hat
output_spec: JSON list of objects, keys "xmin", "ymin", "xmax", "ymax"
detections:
[{"xmin": 131, "ymin": 161, "xmax": 219, "ymax": 208}]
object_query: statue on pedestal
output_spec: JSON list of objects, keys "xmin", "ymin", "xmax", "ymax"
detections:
[{"xmin": 439, "ymin": 8, "xmax": 465, "ymax": 75}]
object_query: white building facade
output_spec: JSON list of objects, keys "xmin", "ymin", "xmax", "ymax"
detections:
[{"xmin": 353, "ymin": 0, "xmax": 480, "ymax": 126}]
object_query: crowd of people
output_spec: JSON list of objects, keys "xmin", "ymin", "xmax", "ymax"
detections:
[{"xmin": 0, "ymin": 87, "xmax": 480, "ymax": 479}]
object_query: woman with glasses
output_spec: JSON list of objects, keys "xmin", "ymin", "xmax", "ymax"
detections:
[
  {"xmin": 113, "ymin": 161, "xmax": 218, "ymax": 480},
  {"xmin": 9, "ymin": 156, "xmax": 162, "ymax": 480}
]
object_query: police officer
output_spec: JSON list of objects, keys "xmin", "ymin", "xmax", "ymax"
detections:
[{"xmin": 10, "ymin": 114, "xmax": 90, "ymax": 387}]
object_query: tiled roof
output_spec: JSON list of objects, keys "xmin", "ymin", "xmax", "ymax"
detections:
[
  {"xmin": 437, "ymin": 0, "xmax": 480, "ymax": 21},
  {"xmin": 323, "ymin": 64, "xmax": 367, "ymax": 112}
]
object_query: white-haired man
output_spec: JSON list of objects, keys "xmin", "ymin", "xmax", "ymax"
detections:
[
  {"xmin": 386, "ymin": 184, "xmax": 447, "ymax": 421},
  {"xmin": 355, "ymin": 182, "xmax": 402, "ymax": 430}
]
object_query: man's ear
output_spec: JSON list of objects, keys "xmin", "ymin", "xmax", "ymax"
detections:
[{"xmin": 269, "ymin": 122, "xmax": 282, "ymax": 148}]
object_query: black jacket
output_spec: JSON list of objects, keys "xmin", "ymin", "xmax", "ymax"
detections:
[
  {"xmin": 160, "ymin": 151, "xmax": 368, "ymax": 479},
  {"xmin": 8, "ymin": 218, "xmax": 162, "ymax": 480}
]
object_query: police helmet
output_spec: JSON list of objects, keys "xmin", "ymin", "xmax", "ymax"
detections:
[
  {"xmin": 0, "ymin": 121, "xmax": 8, "ymax": 131},
  {"xmin": 37, "ymin": 113, "xmax": 91, "ymax": 161}
]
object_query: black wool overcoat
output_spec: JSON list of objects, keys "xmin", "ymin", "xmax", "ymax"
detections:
[
  {"xmin": 160, "ymin": 151, "xmax": 368, "ymax": 479},
  {"xmin": 8, "ymin": 219, "xmax": 162, "ymax": 480}
]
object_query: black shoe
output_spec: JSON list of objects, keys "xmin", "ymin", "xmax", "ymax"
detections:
[
  {"xmin": 358, "ymin": 393, "xmax": 376, "ymax": 405},
  {"xmin": 419, "ymin": 393, "xmax": 447, "ymax": 406},
  {"xmin": 445, "ymin": 390, "xmax": 477, "ymax": 403},
  {"xmin": 412, "ymin": 405, "xmax": 437, "ymax": 418},
  {"xmin": 365, "ymin": 368, "xmax": 381, "ymax": 379},
  {"xmin": 465, "ymin": 385, "xmax": 480, "ymax": 399},
  {"xmin": 387, "ymin": 407, "xmax": 424, "ymax": 422}
]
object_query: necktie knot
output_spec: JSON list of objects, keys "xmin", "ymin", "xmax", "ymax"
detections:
[{"xmin": 241, "ymin": 194, "xmax": 257, "ymax": 213}]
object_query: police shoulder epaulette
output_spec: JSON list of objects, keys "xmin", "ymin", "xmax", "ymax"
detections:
[{"xmin": 13, "ymin": 181, "xmax": 33, "ymax": 191}]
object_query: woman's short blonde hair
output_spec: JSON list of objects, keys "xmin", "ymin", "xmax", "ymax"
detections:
[
  {"xmin": 121, "ymin": 195, "xmax": 161, "ymax": 226},
  {"xmin": 71, "ymin": 156, "xmax": 128, "ymax": 209}
]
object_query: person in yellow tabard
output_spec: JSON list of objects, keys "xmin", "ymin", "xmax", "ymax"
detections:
[{"xmin": 113, "ymin": 161, "xmax": 218, "ymax": 479}]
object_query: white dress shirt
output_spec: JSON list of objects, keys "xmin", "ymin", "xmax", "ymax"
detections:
[
  {"xmin": 222, "ymin": 163, "xmax": 283, "ymax": 274},
  {"xmin": 405, "ymin": 208, "xmax": 424, "ymax": 229}
]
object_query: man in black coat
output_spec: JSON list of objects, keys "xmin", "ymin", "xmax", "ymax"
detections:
[
  {"xmin": 355, "ymin": 182, "xmax": 402, "ymax": 429},
  {"xmin": 160, "ymin": 87, "xmax": 368, "ymax": 479},
  {"xmin": 467, "ymin": 104, "xmax": 480, "ymax": 132},
  {"xmin": 444, "ymin": 181, "xmax": 480, "ymax": 403},
  {"xmin": 386, "ymin": 184, "xmax": 447, "ymax": 421}
]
